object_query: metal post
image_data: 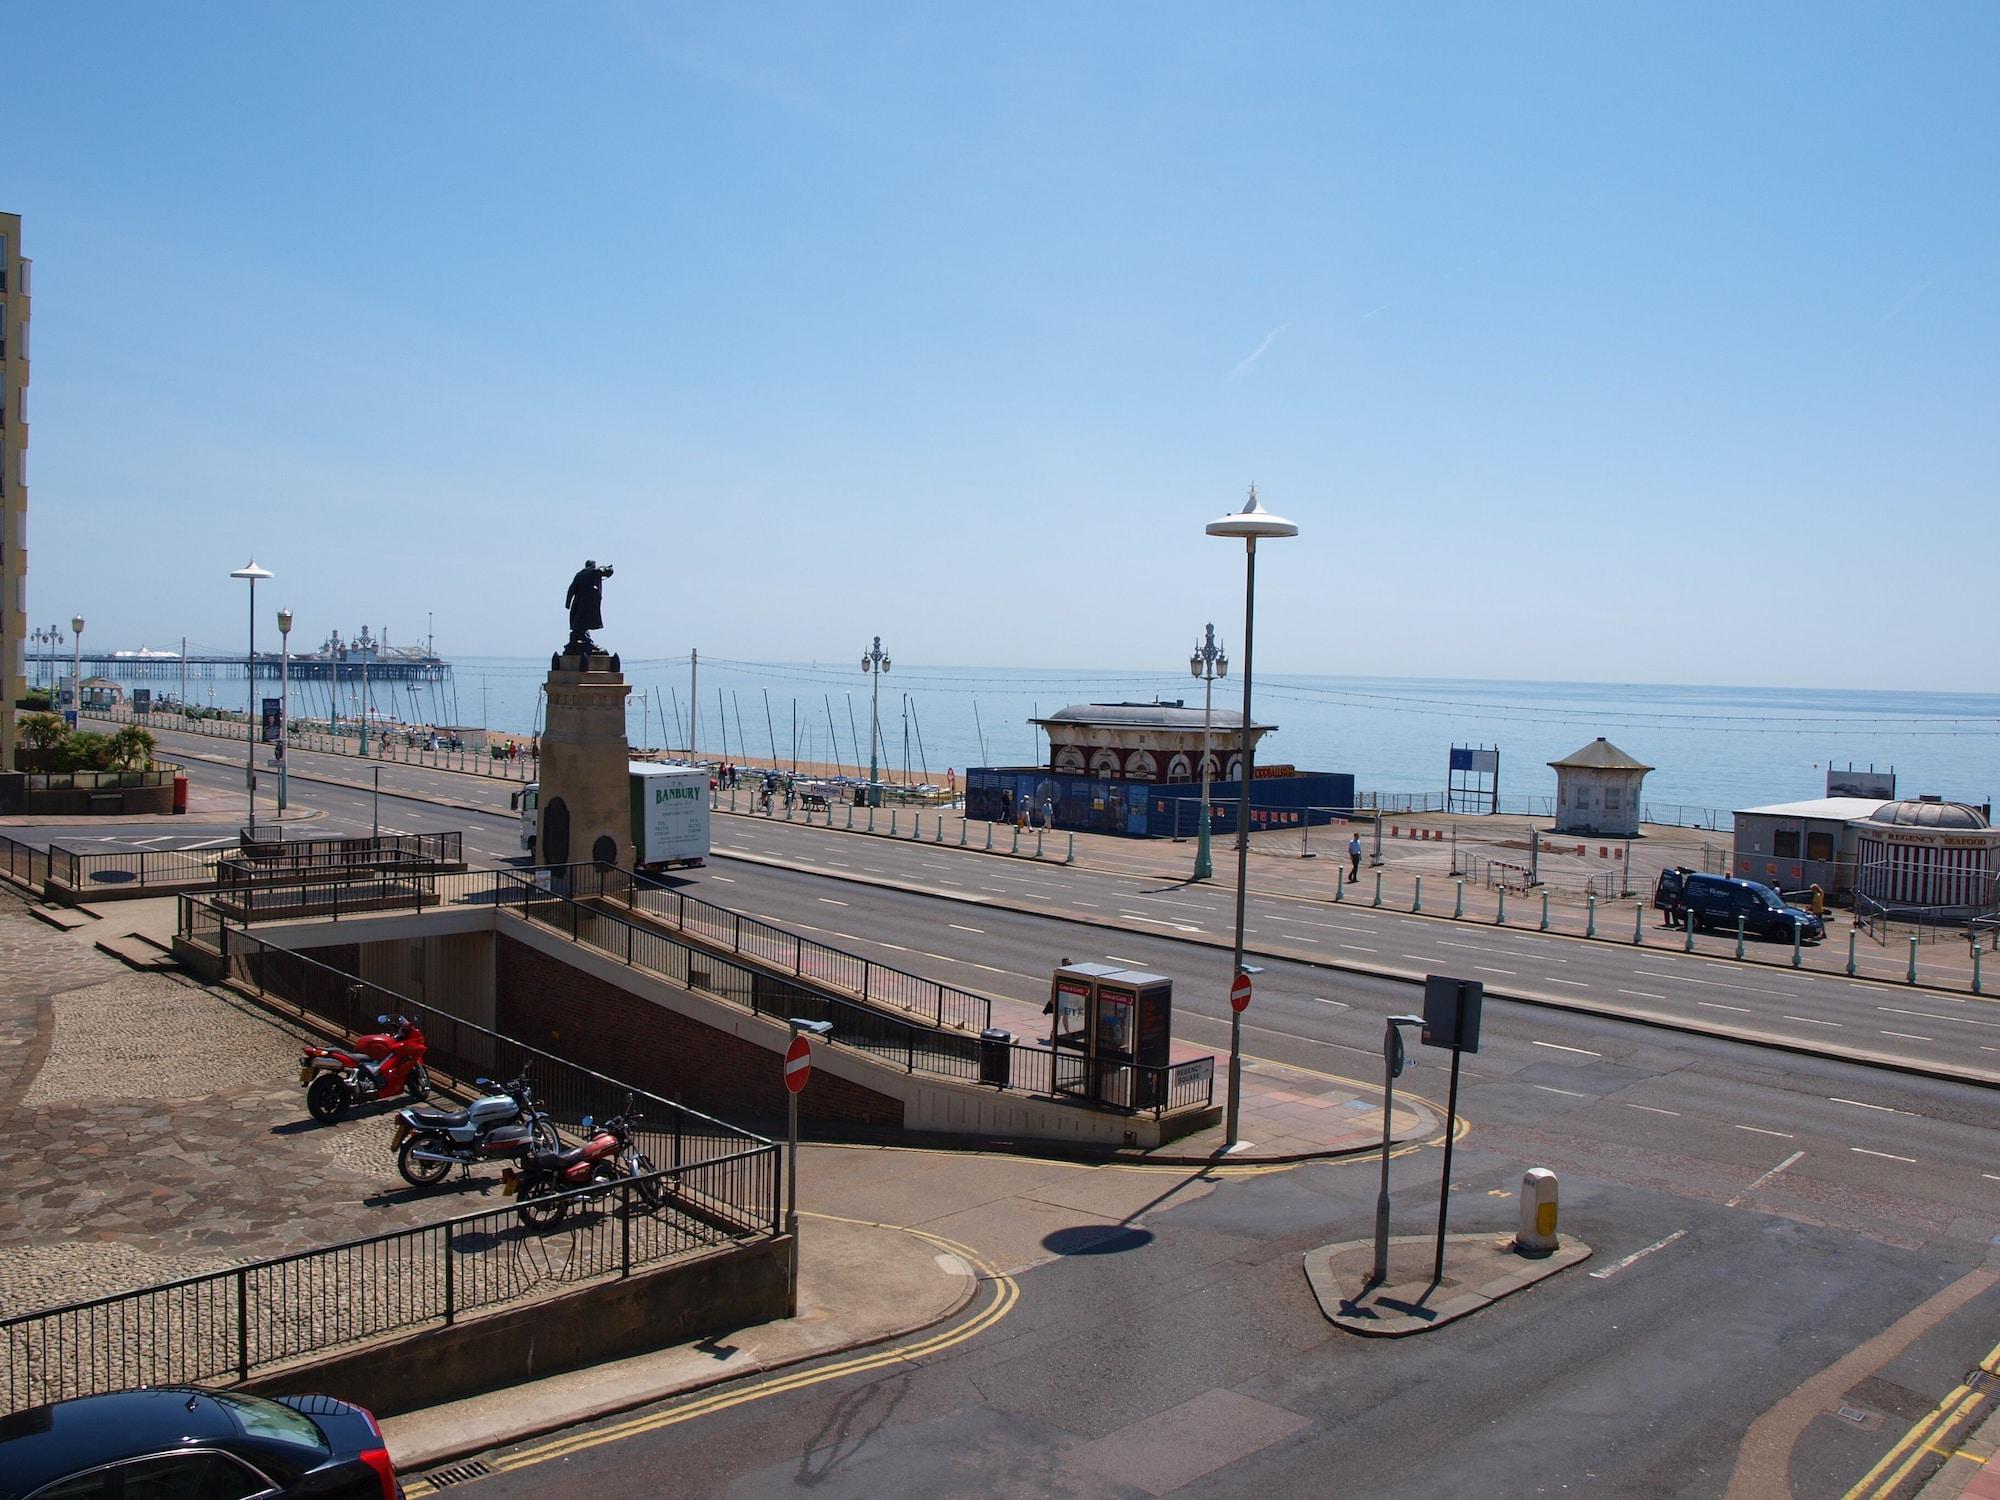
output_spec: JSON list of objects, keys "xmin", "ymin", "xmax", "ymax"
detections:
[
  {"xmin": 1371, "ymin": 1019, "xmax": 1413, "ymax": 1285},
  {"xmin": 1066, "ymin": 832, "xmax": 1075, "ymax": 864},
  {"xmin": 785, "ymin": 1024, "xmax": 801, "ymax": 1318},
  {"xmin": 1011, "ymin": 825, "xmax": 1020, "ymax": 854},
  {"xmin": 1847, "ymin": 928, "xmax": 1857, "ymax": 976},
  {"xmin": 444, "ymin": 1222, "xmax": 455, "ymax": 1323},
  {"xmin": 1432, "ymin": 1040, "xmax": 1465, "ymax": 1287},
  {"xmin": 1908, "ymin": 935, "xmax": 1918, "ymax": 985},
  {"xmin": 1035, "ymin": 828, "xmax": 1044, "ymax": 858},
  {"xmin": 862, "ymin": 635, "xmax": 889, "ymax": 809},
  {"xmin": 372, "ymin": 765, "xmax": 381, "ymax": 842},
  {"xmin": 1975, "ymin": 946, "xmax": 1983, "ymax": 996},
  {"xmin": 1497, "ymin": 886, "xmax": 1507, "ymax": 924},
  {"xmin": 1372, "ymin": 872, "xmax": 1383, "ymax": 907},
  {"xmin": 1191, "ymin": 623, "xmax": 1224, "ymax": 881},
  {"xmin": 1633, "ymin": 902, "xmax": 1643, "ymax": 944},
  {"xmin": 1586, "ymin": 892, "xmax": 1596, "ymax": 938},
  {"xmin": 277, "ymin": 612, "xmax": 291, "ymax": 812},
  {"xmin": 1413, "ymin": 875, "xmax": 1423, "ymax": 913},
  {"xmin": 1736, "ymin": 915, "xmax": 1746, "ymax": 960},
  {"xmin": 1792, "ymin": 924, "xmax": 1802, "ymax": 968},
  {"xmin": 1453, "ymin": 880, "xmax": 1463, "ymax": 919},
  {"xmin": 984, "ymin": 822, "xmax": 992, "ymax": 850},
  {"xmin": 1686, "ymin": 908, "xmax": 1696, "ymax": 952},
  {"xmin": 1540, "ymin": 890, "xmax": 1550, "ymax": 931}
]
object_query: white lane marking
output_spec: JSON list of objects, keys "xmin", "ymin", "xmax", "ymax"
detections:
[
  {"xmin": 1075, "ymin": 901, "xmax": 1098, "ymax": 908},
  {"xmin": 1623, "ymin": 1103, "xmax": 1680, "ymax": 1116},
  {"xmin": 949, "ymin": 924, "xmax": 985, "ymax": 934},
  {"xmin": 1783, "ymin": 1015, "xmax": 1842, "ymax": 1027},
  {"xmin": 1635, "ymin": 968, "xmax": 1801, "ymax": 998},
  {"xmin": 1294, "ymin": 936, "xmax": 1318, "ymax": 943},
  {"xmin": 1880, "ymin": 1031, "xmax": 1932, "ymax": 1042},
  {"xmin": 1880, "ymin": 1005, "xmax": 2000, "ymax": 1029},
  {"xmin": 817, "ymin": 898, "xmax": 849, "ymax": 907},
  {"xmin": 916, "ymin": 952, "xmax": 959, "ymax": 964},
  {"xmin": 1734, "ymin": 1124, "xmax": 1794, "ymax": 1138},
  {"xmin": 862, "ymin": 866, "xmax": 886, "ymax": 874},
  {"xmin": 1698, "ymin": 1001, "xmax": 1752, "ymax": 1013},
  {"xmin": 1313, "ymin": 997, "xmax": 1349, "ymax": 1009},
  {"xmin": 1589, "ymin": 1229, "xmax": 1688, "ymax": 1279},
  {"xmin": 825, "ymin": 861, "xmax": 848, "ymax": 868},
  {"xmin": 709, "ymin": 875, "xmax": 736, "ymax": 883},
  {"xmin": 1103, "ymin": 955, "xmax": 1144, "ymax": 965},
  {"xmin": 1984, "ymin": 1174, "xmax": 2000, "ymax": 1183},
  {"xmin": 1548, "ymin": 978, "xmax": 1591, "ymax": 987},
  {"xmin": 1728, "ymin": 1150, "xmax": 1805, "ymax": 1207},
  {"xmin": 1852, "ymin": 1147, "xmax": 1917, "ymax": 1163},
  {"xmin": 1475, "ymin": 966, "xmax": 1517, "ymax": 976},
  {"xmin": 1437, "ymin": 940, "xmax": 1567, "ymax": 963},
  {"xmin": 1531, "ymin": 1041, "xmax": 1602, "ymax": 1057},
  {"xmin": 1534, "ymin": 1085, "xmax": 1591, "ymax": 1099},
  {"xmin": 1402, "ymin": 954, "xmax": 1432, "ymax": 963},
  {"xmin": 877, "ymin": 942, "xmax": 909, "ymax": 952},
  {"xmin": 1618, "ymin": 989, "xmax": 1667, "ymax": 1000},
  {"xmin": 1342, "ymin": 945, "xmax": 1378, "ymax": 954}
]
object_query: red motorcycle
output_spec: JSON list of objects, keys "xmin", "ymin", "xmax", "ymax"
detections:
[
  {"xmin": 300, "ymin": 1014, "xmax": 430, "ymax": 1123},
  {"xmin": 502, "ymin": 1109, "xmax": 646, "ymax": 1226}
]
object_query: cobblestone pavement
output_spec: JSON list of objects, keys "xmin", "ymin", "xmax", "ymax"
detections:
[{"xmin": 0, "ymin": 890, "xmax": 513, "ymax": 1318}]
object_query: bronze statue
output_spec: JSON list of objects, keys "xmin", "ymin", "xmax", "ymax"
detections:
[{"xmin": 564, "ymin": 560, "xmax": 614, "ymax": 656}]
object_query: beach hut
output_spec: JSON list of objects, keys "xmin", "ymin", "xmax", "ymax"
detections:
[{"xmin": 1549, "ymin": 737, "xmax": 1652, "ymax": 838}]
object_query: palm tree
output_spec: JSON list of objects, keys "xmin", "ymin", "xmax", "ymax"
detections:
[
  {"xmin": 106, "ymin": 724, "xmax": 156, "ymax": 771},
  {"xmin": 19, "ymin": 713, "xmax": 69, "ymax": 752}
]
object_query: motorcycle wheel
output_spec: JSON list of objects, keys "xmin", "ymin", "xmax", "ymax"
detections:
[
  {"xmin": 628, "ymin": 1153, "xmax": 664, "ymax": 1210},
  {"xmin": 306, "ymin": 1072, "xmax": 350, "ymax": 1124},
  {"xmin": 406, "ymin": 1065, "xmax": 431, "ymax": 1100},
  {"xmin": 516, "ymin": 1177, "xmax": 570, "ymax": 1228},
  {"xmin": 396, "ymin": 1134, "xmax": 453, "ymax": 1188},
  {"xmin": 530, "ymin": 1117, "xmax": 561, "ymax": 1152}
]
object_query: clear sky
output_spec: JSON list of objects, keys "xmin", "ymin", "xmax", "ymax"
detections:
[{"xmin": 9, "ymin": 3, "xmax": 1996, "ymax": 688}]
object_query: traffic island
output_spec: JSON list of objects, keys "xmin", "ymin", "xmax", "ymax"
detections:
[{"xmin": 1303, "ymin": 1232, "xmax": 1593, "ymax": 1337}]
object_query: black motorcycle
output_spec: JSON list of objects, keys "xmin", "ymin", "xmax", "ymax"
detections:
[{"xmin": 391, "ymin": 1074, "xmax": 558, "ymax": 1188}]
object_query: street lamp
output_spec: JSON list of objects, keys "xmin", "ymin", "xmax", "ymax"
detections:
[
  {"xmin": 1189, "ymin": 624, "xmax": 1228, "ymax": 881},
  {"xmin": 1206, "ymin": 485, "xmax": 1298, "ymax": 1151},
  {"xmin": 276, "ymin": 608, "xmax": 293, "ymax": 813},
  {"xmin": 861, "ymin": 635, "xmax": 890, "ymax": 808},
  {"xmin": 69, "ymin": 616, "xmax": 84, "ymax": 726},
  {"xmin": 230, "ymin": 562, "xmax": 272, "ymax": 838}
]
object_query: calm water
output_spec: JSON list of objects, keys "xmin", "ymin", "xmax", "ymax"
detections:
[{"xmin": 436, "ymin": 657, "xmax": 1998, "ymax": 821}]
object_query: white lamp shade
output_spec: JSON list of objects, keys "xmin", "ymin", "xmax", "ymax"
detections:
[{"xmin": 1206, "ymin": 488, "xmax": 1298, "ymax": 540}]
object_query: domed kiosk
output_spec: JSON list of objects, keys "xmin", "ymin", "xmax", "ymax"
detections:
[{"xmin": 1849, "ymin": 796, "xmax": 2000, "ymax": 916}]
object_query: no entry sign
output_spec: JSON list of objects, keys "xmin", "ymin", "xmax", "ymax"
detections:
[
  {"xmin": 1229, "ymin": 972, "xmax": 1253, "ymax": 1013},
  {"xmin": 783, "ymin": 1034, "xmax": 813, "ymax": 1093}
]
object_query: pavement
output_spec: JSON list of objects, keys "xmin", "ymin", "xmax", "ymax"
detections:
[{"xmin": 1302, "ymin": 1230, "xmax": 1593, "ymax": 1336}]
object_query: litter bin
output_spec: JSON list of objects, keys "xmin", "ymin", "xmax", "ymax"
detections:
[
  {"xmin": 172, "ymin": 775, "xmax": 189, "ymax": 815},
  {"xmin": 978, "ymin": 1028, "xmax": 1013, "ymax": 1088}
]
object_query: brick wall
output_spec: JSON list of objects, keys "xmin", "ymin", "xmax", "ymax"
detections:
[{"xmin": 495, "ymin": 934, "xmax": 904, "ymax": 1129}]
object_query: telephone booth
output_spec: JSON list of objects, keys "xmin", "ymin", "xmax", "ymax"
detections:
[{"xmin": 1048, "ymin": 962, "xmax": 1175, "ymax": 1110}]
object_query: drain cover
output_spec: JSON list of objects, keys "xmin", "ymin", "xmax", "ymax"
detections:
[{"xmin": 423, "ymin": 1459, "xmax": 495, "ymax": 1487}]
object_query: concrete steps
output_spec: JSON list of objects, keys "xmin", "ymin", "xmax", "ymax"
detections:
[
  {"xmin": 29, "ymin": 903, "xmax": 97, "ymax": 931},
  {"xmin": 93, "ymin": 929, "xmax": 180, "ymax": 971}
]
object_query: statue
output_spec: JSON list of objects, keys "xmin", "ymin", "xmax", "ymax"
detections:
[{"xmin": 563, "ymin": 560, "xmax": 614, "ymax": 658}]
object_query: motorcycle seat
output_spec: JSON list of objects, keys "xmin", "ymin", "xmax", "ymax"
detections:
[
  {"xmin": 529, "ymin": 1146, "xmax": 591, "ymax": 1173},
  {"xmin": 404, "ymin": 1107, "xmax": 471, "ymax": 1129}
]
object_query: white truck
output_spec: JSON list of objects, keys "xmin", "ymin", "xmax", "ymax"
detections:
[{"xmin": 511, "ymin": 762, "xmax": 711, "ymax": 871}]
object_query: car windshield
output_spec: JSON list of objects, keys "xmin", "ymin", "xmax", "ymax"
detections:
[
  {"xmin": 1758, "ymin": 887, "xmax": 1785, "ymax": 908},
  {"xmin": 210, "ymin": 1392, "xmax": 328, "ymax": 1451}
]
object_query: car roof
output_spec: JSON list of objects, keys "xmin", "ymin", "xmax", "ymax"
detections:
[{"xmin": 0, "ymin": 1389, "xmax": 243, "ymax": 1496}]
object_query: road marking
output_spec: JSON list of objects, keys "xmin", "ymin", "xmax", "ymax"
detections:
[
  {"xmin": 1880, "ymin": 1005, "xmax": 2000, "ymax": 1029},
  {"xmin": 1437, "ymin": 940, "xmax": 1567, "ymax": 963},
  {"xmin": 1531, "ymin": 1040, "xmax": 1601, "ymax": 1057},
  {"xmin": 1547, "ymin": 978, "xmax": 1591, "ymax": 987},
  {"xmin": 1618, "ymin": 989, "xmax": 1667, "ymax": 1000},
  {"xmin": 1103, "ymin": 955, "xmax": 1143, "ymax": 965},
  {"xmin": 709, "ymin": 874, "xmax": 736, "ymax": 883},
  {"xmin": 1403, "ymin": 954, "xmax": 1432, "ymax": 963},
  {"xmin": 1852, "ymin": 1147, "xmax": 1917, "ymax": 1163},
  {"xmin": 817, "ymin": 898, "xmax": 849, "ymax": 907},
  {"xmin": 1880, "ymin": 1031, "xmax": 1933, "ymax": 1042},
  {"xmin": 1588, "ymin": 1228, "xmax": 1687, "ymax": 1279},
  {"xmin": 1313, "ymin": 997, "xmax": 1348, "ymax": 1008},
  {"xmin": 1983, "ymin": 1174, "xmax": 2000, "ymax": 1183},
  {"xmin": 1830, "ymin": 1097, "xmax": 1901, "ymax": 1113},
  {"xmin": 1075, "ymin": 901, "xmax": 1098, "ymax": 908},
  {"xmin": 1783, "ymin": 1015, "xmax": 1842, "ymax": 1027},
  {"xmin": 877, "ymin": 942, "xmax": 909, "ymax": 952},
  {"xmin": 916, "ymin": 952, "xmax": 959, "ymax": 964},
  {"xmin": 1698, "ymin": 1001, "xmax": 1753, "ymax": 1013},
  {"xmin": 1341, "ymin": 945, "xmax": 1377, "ymax": 954},
  {"xmin": 949, "ymin": 924, "xmax": 985, "ymax": 934},
  {"xmin": 1534, "ymin": 1084, "xmax": 1591, "ymax": 1099},
  {"xmin": 1475, "ymin": 966, "xmax": 1516, "ymax": 976},
  {"xmin": 1734, "ymin": 1124, "xmax": 1794, "ymax": 1138},
  {"xmin": 1623, "ymin": 1103, "xmax": 1680, "ymax": 1116},
  {"xmin": 1728, "ymin": 1150, "xmax": 1805, "ymax": 1207}
]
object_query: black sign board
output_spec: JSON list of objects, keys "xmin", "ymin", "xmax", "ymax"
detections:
[
  {"xmin": 1421, "ymin": 975, "xmax": 1483, "ymax": 1054},
  {"xmin": 132, "ymin": 689, "xmax": 152, "ymax": 714},
  {"xmin": 261, "ymin": 697, "xmax": 284, "ymax": 744}
]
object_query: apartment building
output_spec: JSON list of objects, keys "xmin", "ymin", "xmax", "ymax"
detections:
[{"xmin": 0, "ymin": 211, "xmax": 28, "ymax": 770}]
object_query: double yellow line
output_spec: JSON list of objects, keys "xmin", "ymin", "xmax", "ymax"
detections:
[
  {"xmin": 403, "ymin": 1220, "xmax": 1017, "ymax": 1495},
  {"xmin": 1842, "ymin": 1335, "xmax": 2000, "ymax": 1499}
]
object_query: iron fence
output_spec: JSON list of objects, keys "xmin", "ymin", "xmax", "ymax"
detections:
[
  {"xmin": 0, "ymin": 1147, "xmax": 772, "ymax": 1415},
  {"xmin": 0, "ymin": 833, "xmax": 51, "ymax": 891}
]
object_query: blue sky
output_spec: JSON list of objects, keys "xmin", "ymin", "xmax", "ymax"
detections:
[{"xmin": 10, "ymin": 3, "xmax": 1996, "ymax": 687}]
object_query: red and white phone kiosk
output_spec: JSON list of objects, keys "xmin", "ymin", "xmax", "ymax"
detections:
[{"xmin": 1048, "ymin": 962, "xmax": 1174, "ymax": 1110}]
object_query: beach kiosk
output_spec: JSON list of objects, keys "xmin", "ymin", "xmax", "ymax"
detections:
[{"xmin": 1047, "ymin": 961, "xmax": 1175, "ymax": 1109}]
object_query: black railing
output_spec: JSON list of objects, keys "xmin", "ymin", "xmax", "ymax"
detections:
[
  {"xmin": 43, "ymin": 831, "xmax": 467, "ymax": 898},
  {"xmin": 0, "ymin": 1147, "xmax": 773, "ymax": 1415},
  {"xmin": 0, "ymin": 833, "xmax": 51, "ymax": 892}
]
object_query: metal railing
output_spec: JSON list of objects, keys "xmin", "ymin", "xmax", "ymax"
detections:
[
  {"xmin": 43, "ymin": 831, "xmax": 466, "ymax": 899},
  {"xmin": 0, "ymin": 833, "xmax": 52, "ymax": 892}
]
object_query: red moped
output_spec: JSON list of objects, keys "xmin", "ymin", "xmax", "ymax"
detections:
[
  {"xmin": 300, "ymin": 1014, "xmax": 430, "ymax": 1123},
  {"xmin": 502, "ymin": 1109, "xmax": 645, "ymax": 1226}
]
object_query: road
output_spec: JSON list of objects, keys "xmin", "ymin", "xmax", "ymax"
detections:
[{"xmin": 50, "ymin": 724, "xmax": 2000, "ymax": 1495}]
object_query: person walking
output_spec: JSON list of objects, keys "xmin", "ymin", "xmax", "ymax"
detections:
[
  {"xmin": 1348, "ymin": 831, "xmax": 1363, "ymax": 880},
  {"xmin": 1043, "ymin": 796, "xmax": 1056, "ymax": 831}
]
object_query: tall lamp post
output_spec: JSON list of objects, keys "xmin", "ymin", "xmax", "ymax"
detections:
[
  {"xmin": 1206, "ymin": 486, "xmax": 1298, "ymax": 1150},
  {"xmin": 69, "ymin": 616, "xmax": 84, "ymax": 726},
  {"xmin": 1189, "ymin": 624, "xmax": 1228, "ymax": 881},
  {"xmin": 276, "ymin": 608, "xmax": 293, "ymax": 812},
  {"xmin": 861, "ymin": 635, "xmax": 890, "ymax": 808},
  {"xmin": 230, "ymin": 562, "xmax": 272, "ymax": 837}
]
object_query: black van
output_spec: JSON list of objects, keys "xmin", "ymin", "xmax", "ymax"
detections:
[{"xmin": 1655, "ymin": 868, "xmax": 1825, "ymax": 943}]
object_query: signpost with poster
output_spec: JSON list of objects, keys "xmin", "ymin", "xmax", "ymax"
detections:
[
  {"xmin": 261, "ymin": 697, "xmax": 284, "ymax": 745},
  {"xmin": 1421, "ymin": 975, "xmax": 1484, "ymax": 1284}
]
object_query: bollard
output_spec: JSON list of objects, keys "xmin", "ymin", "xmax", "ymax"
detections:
[
  {"xmin": 1454, "ymin": 880, "xmax": 1464, "ymax": 919},
  {"xmin": 935, "ymin": 817, "xmax": 943, "ymax": 844},
  {"xmin": 984, "ymin": 822, "xmax": 993, "ymax": 850},
  {"xmin": 1539, "ymin": 890, "xmax": 1550, "ymax": 931},
  {"xmin": 889, "ymin": 811, "xmax": 897, "ymax": 836},
  {"xmin": 1792, "ymin": 923, "xmax": 1802, "ymax": 968},
  {"xmin": 1586, "ymin": 892, "xmax": 1597, "ymax": 939},
  {"xmin": 1735, "ymin": 915, "xmax": 1746, "ymax": 961},
  {"xmin": 1908, "ymin": 935, "xmax": 1918, "ymax": 985},
  {"xmin": 1335, "ymin": 869, "xmax": 1344, "ymax": 903},
  {"xmin": 1516, "ymin": 1169, "xmax": 1559, "ymax": 1256},
  {"xmin": 1685, "ymin": 908, "xmax": 1696, "ymax": 952},
  {"xmin": 1066, "ymin": 833, "xmax": 1075, "ymax": 864},
  {"xmin": 1035, "ymin": 828, "xmax": 1045, "ymax": 858},
  {"xmin": 1011, "ymin": 826, "xmax": 1020, "ymax": 854},
  {"xmin": 869, "ymin": 808, "xmax": 877, "ymax": 834},
  {"xmin": 1976, "ymin": 946, "xmax": 1984, "ymax": 996},
  {"xmin": 1846, "ymin": 928, "xmax": 1857, "ymax": 976},
  {"xmin": 1373, "ymin": 873, "xmax": 1384, "ymax": 908},
  {"xmin": 1633, "ymin": 902, "xmax": 1644, "ymax": 944},
  {"xmin": 1413, "ymin": 876, "xmax": 1423, "ymax": 913},
  {"xmin": 1496, "ymin": 887, "xmax": 1507, "ymax": 925},
  {"xmin": 846, "ymin": 804, "xmax": 855, "ymax": 830}
]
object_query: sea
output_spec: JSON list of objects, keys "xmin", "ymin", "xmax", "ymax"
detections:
[{"xmin": 436, "ymin": 657, "xmax": 1999, "ymax": 825}]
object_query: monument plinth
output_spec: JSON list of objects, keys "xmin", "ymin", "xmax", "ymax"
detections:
[{"xmin": 537, "ymin": 652, "xmax": 632, "ymax": 872}]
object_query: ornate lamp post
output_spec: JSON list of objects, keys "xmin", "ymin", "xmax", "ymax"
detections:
[
  {"xmin": 861, "ymin": 635, "xmax": 890, "ymax": 808},
  {"xmin": 1189, "ymin": 624, "xmax": 1228, "ymax": 881},
  {"xmin": 1206, "ymin": 486, "xmax": 1298, "ymax": 1151},
  {"xmin": 68, "ymin": 616, "xmax": 84, "ymax": 724},
  {"xmin": 230, "ymin": 562, "xmax": 271, "ymax": 837},
  {"xmin": 276, "ymin": 608, "xmax": 293, "ymax": 812}
]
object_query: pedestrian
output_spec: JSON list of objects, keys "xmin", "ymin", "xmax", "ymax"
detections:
[
  {"xmin": 1043, "ymin": 796, "xmax": 1055, "ymax": 831},
  {"xmin": 1017, "ymin": 799, "xmax": 1029, "ymax": 831},
  {"xmin": 1348, "ymin": 831, "xmax": 1363, "ymax": 880}
]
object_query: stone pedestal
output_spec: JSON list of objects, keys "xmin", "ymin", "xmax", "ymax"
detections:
[{"xmin": 537, "ymin": 656, "xmax": 632, "ymax": 871}]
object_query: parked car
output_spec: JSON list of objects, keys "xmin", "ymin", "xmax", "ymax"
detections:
[
  {"xmin": 1655, "ymin": 868, "xmax": 1825, "ymax": 943},
  {"xmin": 0, "ymin": 1387, "xmax": 401, "ymax": 1499}
]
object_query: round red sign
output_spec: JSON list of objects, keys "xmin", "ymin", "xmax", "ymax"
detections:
[
  {"xmin": 1229, "ymin": 972, "xmax": 1253, "ymax": 1012},
  {"xmin": 783, "ymin": 1034, "xmax": 813, "ymax": 1094}
]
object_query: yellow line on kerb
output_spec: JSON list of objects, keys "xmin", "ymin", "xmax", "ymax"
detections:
[
  {"xmin": 1843, "ymin": 1337, "xmax": 2000, "ymax": 1500},
  {"xmin": 404, "ymin": 1220, "xmax": 1017, "ymax": 1493}
]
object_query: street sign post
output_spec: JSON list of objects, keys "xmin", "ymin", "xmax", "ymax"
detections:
[
  {"xmin": 784, "ymin": 1035, "xmax": 812, "ymax": 1093},
  {"xmin": 782, "ymin": 1019, "xmax": 830, "ymax": 1317},
  {"xmin": 1372, "ymin": 1013, "xmax": 1426, "ymax": 1284},
  {"xmin": 1229, "ymin": 972, "xmax": 1252, "ymax": 1013},
  {"xmin": 1420, "ymin": 976, "xmax": 1484, "ymax": 1285}
]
